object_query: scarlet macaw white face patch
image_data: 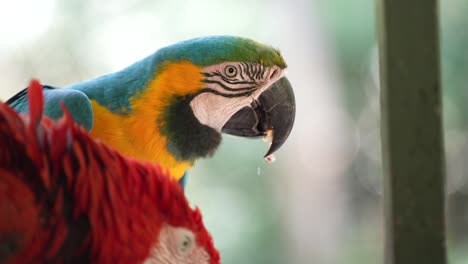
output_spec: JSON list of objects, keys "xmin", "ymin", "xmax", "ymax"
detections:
[
  {"xmin": 144, "ymin": 225, "xmax": 211, "ymax": 264},
  {"xmin": 190, "ymin": 61, "xmax": 285, "ymax": 131}
]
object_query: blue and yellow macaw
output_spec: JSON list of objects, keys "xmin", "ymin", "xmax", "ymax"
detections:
[{"xmin": 7, "ymin": 36, "xmax": 296, "ymax": 187}]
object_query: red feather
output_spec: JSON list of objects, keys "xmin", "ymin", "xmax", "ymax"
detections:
[{"xmin": 0, "ymin": 79, "xmax": 220, "ymax": 264}]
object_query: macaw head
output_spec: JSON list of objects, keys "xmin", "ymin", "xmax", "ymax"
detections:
[
  {"xmin": 146, "ymin": 205, "xmax": 220, "ymax": 264},
  {"xmin": 149, "ymin": 36, "xmax": 295, "ymax": 161}
]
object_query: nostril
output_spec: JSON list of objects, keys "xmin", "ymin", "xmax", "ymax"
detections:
[{"xmin": 269, "ymin": 69, "xmax": 279, "ymax": 80}]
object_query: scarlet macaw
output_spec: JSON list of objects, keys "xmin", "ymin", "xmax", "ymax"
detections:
[{"xmin": 0, "ymin": 80, "xmax": 220, "ymax": 264}]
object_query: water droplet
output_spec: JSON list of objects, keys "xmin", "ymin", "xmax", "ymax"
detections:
[
  {"xmin": 264, "ymin": 154, "xmax": 276, "ymax": 163},
  {"xmin": 257, "ymin": 167, "xmax": 261, "ymax": 176}
]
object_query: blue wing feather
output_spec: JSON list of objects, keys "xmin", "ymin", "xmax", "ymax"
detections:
[
  {"xmin": 178, "ymin": 170, "xmax": 189, "ymax": 190},
  {"xmin": 7, "ymin": 85, "xmax": 94, "ymax": 131}
]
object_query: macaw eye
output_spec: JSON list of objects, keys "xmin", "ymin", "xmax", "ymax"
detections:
[
  {"xmin": 179, "ymin": 235, "xmax": 193, "ymax": 253},
  {"xmin": 170, "ymin": 228, "xmax": 196, "ymax": 256},
  {"xmin": 224, "ymin": 65, "xmax": 237, "ymax": 77}
]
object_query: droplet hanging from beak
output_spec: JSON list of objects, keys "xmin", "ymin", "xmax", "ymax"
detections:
[{"xmin": 264, "ymin": 154, "xmax": 276, "ymax": 163}]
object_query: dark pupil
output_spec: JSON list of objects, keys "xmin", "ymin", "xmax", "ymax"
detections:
[{"xmin": 228, "ymin": 67, "xmax": 235, "ymax": 74}]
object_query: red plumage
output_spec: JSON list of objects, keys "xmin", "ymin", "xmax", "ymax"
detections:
[{"xmin": 0, "ymin": 80, "xmax": 220, "ymax": 264}]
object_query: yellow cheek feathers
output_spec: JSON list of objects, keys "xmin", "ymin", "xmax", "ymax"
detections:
[{"xmin": 88, "ymin": 61, "xmax": 204, "ymax": 180}]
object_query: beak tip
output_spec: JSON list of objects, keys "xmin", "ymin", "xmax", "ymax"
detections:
[{"xmin": 263, "ymin": 136, "xmax": 288, "ymax": 158}]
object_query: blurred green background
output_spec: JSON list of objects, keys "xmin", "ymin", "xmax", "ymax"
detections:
[{"xmin": 1, "ymin": 0, "xmax": 467, "ymax": 263}]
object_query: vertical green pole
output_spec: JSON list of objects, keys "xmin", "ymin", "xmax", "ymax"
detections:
[{"xmin": 377, "ymin": 0, "xmax": 447, "ymax": 264}]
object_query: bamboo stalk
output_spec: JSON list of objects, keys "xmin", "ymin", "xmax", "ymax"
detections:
[{"xmin": 377, "ymin": 0, "xmax": 447, "ymax": 263}]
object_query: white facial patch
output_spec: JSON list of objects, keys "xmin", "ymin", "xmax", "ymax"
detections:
[
  {"xmin": 144, "ymin": 225, "xmax": 210, "ymax": 264},
  {"xmin": 190, "ymin": 61, "xmax": 285, "ymax": 131}
]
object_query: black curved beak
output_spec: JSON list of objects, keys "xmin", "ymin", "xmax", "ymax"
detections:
[{"xmin": 221, "ymin": 77, "xmax": 296, "ymax": 157}]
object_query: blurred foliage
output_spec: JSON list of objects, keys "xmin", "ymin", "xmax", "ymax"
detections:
[
  {"xmin": 319, "ymin": 0, "xmax": 468, "ymax": 262},
  {"xmin": 318, "ymin": 0, "xmax": 376, "ymax": 118},
  {"xmin": 188, "ymin": 137, "xmax": 288, "ymax": 264}
]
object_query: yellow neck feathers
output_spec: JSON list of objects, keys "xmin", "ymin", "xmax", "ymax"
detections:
[{"xmin": 88, "ymin": 61, "xmax": 204, "ymax": 180}]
